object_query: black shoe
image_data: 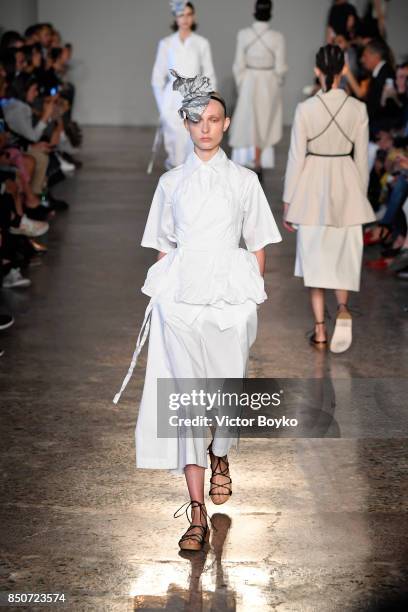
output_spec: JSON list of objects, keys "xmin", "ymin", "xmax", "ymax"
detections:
[
  {"xmin": 49, "ymin": 195, "xmax": 69, "ymax": 211},
  {"xmin": 24, "ymin": 205, "xmax": 51, "ymax": 222},
  {"xmin": 0, "ymin": 314, "xmax": 15, "ymax": 330},
  {"xmin": 47, "ymin": 169, "xmax": 66, "ymax": 188},
  {"xmin": 0, "ymin": 348, "xmax": 4, "ymax": 357}
]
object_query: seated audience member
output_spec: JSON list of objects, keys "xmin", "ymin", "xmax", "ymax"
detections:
[{"xmin": 361, "ymin": 39, "xmax": 402, "ymax": 136}]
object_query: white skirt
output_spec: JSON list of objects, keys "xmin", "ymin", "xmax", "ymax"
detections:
[
  {"xmin": 135, "ymin": 296, "xmax": 258, "ymax": 475},
  {"xmin": 294, "ymin": 225, "xmax": 363, "ymax": 291},
  {"xmin": 229, "ymin": 69, "xmax": 283, "ymax": 149}
]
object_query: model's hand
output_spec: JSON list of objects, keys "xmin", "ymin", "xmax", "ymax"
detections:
[{"xmin": 283, "ymin": 202, "xmax": 295, "ymax": 232}]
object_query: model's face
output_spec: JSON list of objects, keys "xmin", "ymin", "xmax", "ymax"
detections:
[
  {"xmin": 185, "ymin": 99, "xmax": 230, "ymax": 152},
  {"xmin": 176, "ymin": 6, "xmax": 195, "ymax": 32}
]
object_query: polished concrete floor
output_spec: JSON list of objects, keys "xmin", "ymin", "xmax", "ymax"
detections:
[{"xmin": 0, "ymin": 127, "xmax": 407, "ymax": 612}]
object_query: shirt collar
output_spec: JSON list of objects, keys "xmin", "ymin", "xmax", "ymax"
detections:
[
  {"xmin": 372, "ymin": 60, "xmax": 386, "ymax": 78},
  {"xmin": 182, "ymin": 147, "xmax": 229, "ymax": 180}
]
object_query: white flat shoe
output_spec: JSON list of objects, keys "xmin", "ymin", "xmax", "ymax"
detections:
[{"xmin": 330, "ymin": 309, "xmax": 352, "ymax": 354}]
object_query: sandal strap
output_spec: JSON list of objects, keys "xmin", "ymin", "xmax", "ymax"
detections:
[
  {"xmin": 179, "ymin": 523, "xmax": 208, "ymax": 544},
  {"xmin": 173, "ymin": 499, "xmax": 217, "ymax": 531},
  {"xmin": 208, "ymin": 444, "xmax": 232, "ymax": 496}
]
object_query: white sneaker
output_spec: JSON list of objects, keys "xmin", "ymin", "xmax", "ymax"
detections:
[
  {"xmin": 56, "ymin": 152, "xmax": 76, "ymax": 174},
  {"xmin": 9, "ymin": 214, "xmax": 49, "ymax": 237},
  {"xmin": 330, "ymin": 311, "xmax": 353, "ymax": 354},
  {"xmin": 2, "ymin": 268, "xmax": 31, "ymax": 289}
]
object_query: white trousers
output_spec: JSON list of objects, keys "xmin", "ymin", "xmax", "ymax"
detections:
[{"xmin": 135, "ymin": 298, "xmax": 258, "ymax": 475}]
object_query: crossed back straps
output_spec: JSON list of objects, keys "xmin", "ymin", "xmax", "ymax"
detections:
[
  {"xmin": 244, "ymin": 25, "xmax": 275, "ymax": 60},
  {"xmin": 308, "ymin": 94, "xmax": 354, "ymax": 149}
]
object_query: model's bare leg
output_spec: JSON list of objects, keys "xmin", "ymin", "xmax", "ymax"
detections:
[
  {"xmin": 183, "ymin": 465, "xmax": 208, "ymax": 536},
  {"xmin": 335, "ymin": 289, "xmax": 349, "ymax": 312},
  {"xmin": 310, "ymin": 288, "xmax": 327, "ymax": 341},
  {"xmin": 184, "ymin": 464, "xmax": 205, "ymax": 505}
]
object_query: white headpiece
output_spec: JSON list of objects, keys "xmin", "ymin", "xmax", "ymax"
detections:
[{"xmin": 169, "ymin": 0, "xmax": 188, "ymax": 16}]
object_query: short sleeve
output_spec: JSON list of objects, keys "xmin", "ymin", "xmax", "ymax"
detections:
[
  {"xmin": 241, "ymin": 173, "xmax": 282, "ymax": 251},
  {"xmin": 141, "ymin": 179, "xmax": 176, "ymax": 252}
]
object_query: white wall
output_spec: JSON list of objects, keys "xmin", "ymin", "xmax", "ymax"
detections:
[
  {"xmin": 0, "ymin": 0, "xmax": 38, "ymax": 35},
  {"xmin": 1, "ymin": 0, "xmax": 404, "ymax": 126}
]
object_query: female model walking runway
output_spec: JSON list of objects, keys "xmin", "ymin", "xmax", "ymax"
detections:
[
  {"xmin": 283, "ymin": 45, "xmax": 376, "ymax": 353},
  {"xmin": 229, "ymin": 0, "xmax": 287, "ymax": 180},
  {"xmin": 114, "ymin": 71, "xmax": 281, "ymax": 551},
  {"xmin": 151, "ymin": 1, "xmax": 217, "ymax": 169}
]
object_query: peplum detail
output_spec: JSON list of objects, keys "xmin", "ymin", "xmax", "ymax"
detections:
[{"xmin": 141, "ymin": 246, "xmax": 267, "ymax": 307}]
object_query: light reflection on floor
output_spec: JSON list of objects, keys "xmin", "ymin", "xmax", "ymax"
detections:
[{"xmin": 128, "ymin": 513, "xmax": 270, "ymax": 610}]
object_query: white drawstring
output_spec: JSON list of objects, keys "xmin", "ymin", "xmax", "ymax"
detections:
[{"xmin": 113, "ymin": 300, "xmax": 153, "ymax": 404}]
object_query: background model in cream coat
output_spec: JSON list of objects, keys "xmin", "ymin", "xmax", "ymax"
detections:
[
  {"xmin": 284, "ymin": 88, "xmax": 376, "ymax": 294},
  {"xmin": 229, "ymin": 21, "xmax": 287, "ymax": 169},
  {"xmin": 284, "ymin": 89, "xmax": 376, "ymax": 229},
  {"xmin": 151, "ymin": 32, "xmax": 217, "ymax": 169}
]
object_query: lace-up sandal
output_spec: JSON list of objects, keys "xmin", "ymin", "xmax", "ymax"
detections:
[
  {"xmin": 208, "ymin": 442, "xmax": 232, "ymax": 505},
  {"xmin": 330, "ymin": 304, "xmax": 352, "ymax": 354},
  {"xmin": 173, "ymin": 500, "xmax": 211, "ymax": 551}
]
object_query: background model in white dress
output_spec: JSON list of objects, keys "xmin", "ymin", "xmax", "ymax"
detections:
[
  {"xmin": 229, "ymin": 21, "xmax": 287, "ymax": 169},
  {"xmin": 151, "ymin": 32, "xmax": 217, "ymax": 168},
  {"xmin": 283, "ymin": 89, "xmax": 376, "ymax": 292}
]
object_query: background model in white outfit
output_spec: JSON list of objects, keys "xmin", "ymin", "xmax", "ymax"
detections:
[
  {"xmin": 283, "ymin": 45, "xmax": 376, "ymax": 354},
  {"xmin": 229, "ymin": 0, "xmax": 287, "ymax": 173},
  {"xmin": 151, "ymin": 2, "xmax": 217, "ymax": 169}
]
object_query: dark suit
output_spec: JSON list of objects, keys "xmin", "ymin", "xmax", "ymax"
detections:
[{"xmin": 366, "ymin": 62, "xmax": 402, "ymax": 137}]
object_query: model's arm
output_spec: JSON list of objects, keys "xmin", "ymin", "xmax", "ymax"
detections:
[
  {"xmin": 232, "ymin": 31, "xmax": 246, "ymax": 89},
  {"xmin": 282, "ymin": 104, "xmax": 308, "ymax": 231},
  {"xmin": 283, "ymin": 104, "xmax": 307, "ymax": 203},
  {"xmin": 242, "ymin": 172, "xmax": 282, "ymax": 259},
  {"xmin": 252, "ymin": 248, "xmax": 266, "ymax": 277},
  {"xmin": 201, "ymin": 39, "xmax": 217, "ymax": 90},
  {"xmin": 157, "ymin": 251, "xmax": 167, "ymax": 260},
  {"xmin": 151, "ymin": 40, "xmax": 168, "ymax": 115},
  {"xmin": 141, "ymin": 179, "xmax": 176, "ymax": 253},
  {"xmin": 274, "ymin": 32, "xmax": 288, "ymax": 82},
  {"xmin": 353, "ymin": 105, "xmax": 370, "ymax": 194}
]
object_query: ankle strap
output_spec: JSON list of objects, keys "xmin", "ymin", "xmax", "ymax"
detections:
[{"xmin": 173, "ymin": 500, "xmax": 217, "ymax": 531}]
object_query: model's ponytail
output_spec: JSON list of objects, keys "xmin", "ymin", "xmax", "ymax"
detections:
[{"xmin": 316, "ymin": 44, "xmax": 345, "ymax": 92}]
